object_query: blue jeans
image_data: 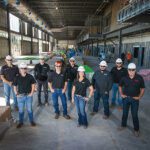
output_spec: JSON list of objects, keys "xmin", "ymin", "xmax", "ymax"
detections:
[
  {"xmin": 52, "ymin": 89, "xmax": 68, "ymax": 115},
  {"xmin": 67, "ymin": 81, "xmax": 73, "ymax": 101},
  {"xmin": 17, "ymin": 95, "xmax": 34, "ymax": 123},
  {"xmin": 93, "ymin": 90, "xmax": 110, "ymax": 116},
  {"xmin": 3, "ymin": 83, "xmax": 17, "ymax": 107},
  {"xmin": 111, "ymin": 83, "xmax": 122, "ymax": 106},
  {"xmin": 122, "ymin": 97, "xmax": 139, "ymax": 131},
  {"xmin": 74, "ymin": 95, "xmax": 88, "ymax": 126}
]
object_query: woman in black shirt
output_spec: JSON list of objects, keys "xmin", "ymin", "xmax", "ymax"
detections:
[{"xmin": 72, "ymin": 66, "xmax": 93, "ymax": 129}]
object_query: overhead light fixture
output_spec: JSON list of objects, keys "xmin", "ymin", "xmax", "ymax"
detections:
[
  {"xmin": 16, "ymin": 0, "xmax": 20, "ymax": 5},
  {"xmin": 2, "ymin": 0, "xmax": 8, "ymax": 6},
  {"xmin": 56, "ymin": 7, "xmax": 58, "ymax": 10}
]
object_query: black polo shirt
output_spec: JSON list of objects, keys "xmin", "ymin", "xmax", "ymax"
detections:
[
  {"xmin": 48, "ymin": 71, "xmax": 67, "ymax": 89},
  {"xmin": 73, "ymin": 78, "xmax": 91, "ymax": 97},
  {"xmin": 65, "ymin": 64, "xmax": 78, "ymax": 81},
  {"xmin": 0, "ymin": 65, "xmax": 19, "ymax": 82},
  {"xmin": 13, "ymin": 73, "xmax": 36, "ymax": 94},
  {"xmin": 111, "ymin": 67, "xmax": 127, "ymax": 83},
  {"xmin": 119, "ymin": 74, "xmax": 145, "ymax": 97}
]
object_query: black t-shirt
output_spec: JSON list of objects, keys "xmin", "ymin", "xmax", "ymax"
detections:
[
  {"xmin": 0, "ymin": 65, "xmax": 19, "ymax": 82},
  {"xmin": 13, "ymin": 73, "xmax": 36, "ymax": 94},
  {"xmin": 48, "ymin": 71, "xmax": 67, "ymax": 89},
  {"xmin": 73, "ymin": 78, "xmax": 91, "ymax": 97},
  {"xmin": 119, "ymin": 74, "xmax": 145, "ymax": 97},
  {"xmin": 34, "ymin": 63, "xmax": 50, "ymax": 81},
  {"xmin": 111, "ymin": 67, "xmax": 127, "ymax": 83},
  {"xmin": 65, "ymin": 64, "xmax": 78, "ymax": 81}
]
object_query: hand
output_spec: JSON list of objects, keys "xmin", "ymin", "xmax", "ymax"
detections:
[
  {"xmin": 84, "ymin": 97, "xmax": 90, "ymax": 101},
  {"xmin": 28, "ymin": 93, "xmax": 33, "ymax": 97},
  {"xmin": 8, "ymin": 82, "xmax": 12, "ymax": 86},
  {"xmin": 133, "ymin": 97, "xmax": 140, "ymax": 100},
  {"xmin": 50, "ymin": 88, "xmax": 54, "ymax": 93},
  {"xmin": 121, "ymin": 94, "xmax": 127, "ymax": 98},
  {"xmin": 62, "ymin": 89, "xmax": 66, "ymax": 94},
  {"xmin": 71, "ymin": 99, "xmax": 74, "ymax": 104},
  {"xmin": 105, "ymin": 91, "xmax": 108, "ymax": 94}
]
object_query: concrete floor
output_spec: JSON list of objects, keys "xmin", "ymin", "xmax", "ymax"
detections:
[{"xmin": 0, "ymin": 56, "xmax": 150, "ymax": 150}]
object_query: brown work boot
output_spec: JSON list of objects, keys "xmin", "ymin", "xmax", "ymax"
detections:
[
  {"xmin": 103, "ymin": 115, "xmax": 109, "ymax": 120},
  {"xmin": 90, "ymin": 112, "xmax": 97, "ymax": 116},
  {"xmin": 118, "ymin": 126, "xmax": 126, "ymax": 131},
  {"xmin": 16, "ymin": 123, "xmax": 23, "ymax": 129},
  {"xmin": 31, "ymin": 122, "xmax": 36, "ymax": 127},
  {"xmin": 55, "ymin": 114, "xmax": 59, "ymax": 119}
]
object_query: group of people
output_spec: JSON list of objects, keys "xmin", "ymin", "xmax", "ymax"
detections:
[{"xmin": 0, "ymin": 55, "xmax": 145, "ymax": 137}]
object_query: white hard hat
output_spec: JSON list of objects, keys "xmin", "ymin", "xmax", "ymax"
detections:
[
  {"xmin": 6, "ymin": 55, "xmax": 12, "ymax": 60},
  {"xmin": 128, "ymin": 63, "xmax": 136, "ymax": 69},
  {"xmin": 78, "ymin": 66, "xmax": 85, "ymax": 72},
  {"xmin": 116, "ymin": 58, "xmax": 122, "ymax": 63},
  {"xmin": 99, "ymin": 60, "xmax": 107, "ymax": 66},
  {"xmin": 69, "ymin": 57, "xmax": 75, "ymax": 61},
  {"xmin": 39, "ymin": 55, "xmax": 45, "ymax": 59},
  {"xmin": 19, "ymin": 63, "xmax": 27, "ymax": 69}
]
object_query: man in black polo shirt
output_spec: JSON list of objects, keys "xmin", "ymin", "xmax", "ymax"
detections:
[
  {"xmin": 0, "ymin": 55, "xmax": 19, "ymax": 110},
  {"xmin": 110, "ymin": 58, "xmax": 127, "ymax": 108},
  {"xmin": 48, "ymin": 61, "xmax": 70, "ymax": 120},
  {"xmin": 34, "ymin": 55, "xmax": 50, "ymax": 106},
  {"xmin": 65, "ymin": 57, "xmax": 78, "ymax": 101},
  {"xmin": 13, "ymin": 63, "xmax": 36, "ymax": 128},
  {"xmin": 119, "ymin": 63, "xmax": 145, "ymax": 137}
]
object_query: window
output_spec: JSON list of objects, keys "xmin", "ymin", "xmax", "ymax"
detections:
[{"xmin": 10, "ymin": 13, "xmax": 20, "ymax": 32}]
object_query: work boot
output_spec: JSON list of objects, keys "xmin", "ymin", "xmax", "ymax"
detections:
[
  {"xmin": 118, "ymin": 126, "xmax": 126, "ymax": 131},
  {"xmin": 31, "ymin": 122, "xmax": 36, "ymax": 127},
  {"xmin": 16, "ymin": 123, "xmax": 23, "ymax": 129},
  {"xmin": 63, "ymin": 115, "xmax": 71, "ymax": 120},
  {"xmin": 44, "ymin": 102, "xmax": 49, "ymax": 106},
  {"xmin": 83, "ymin": 125, "xmax": 88, "ymax": 129},
  {"xmin": 55, "ymin": 114, "xmax": 59, "ymax": 119},
  {"xmin": 103, "ymin": 115, "xmax": 109, "ymax": 120},
  {"xmin": 37, "ymin": 103, "xmax": 42, "ymax": 107},
  {"xmin": 90, "ymin": 112, "xmax": 97, "ymax": 116},
  {"xmin": 134, "ymin": 130, "xmax": 140, "ymax": 137}
]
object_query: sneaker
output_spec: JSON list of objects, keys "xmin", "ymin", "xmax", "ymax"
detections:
[
  {"xmin": 16, "ymin": 123, "xmax": 23, "ymax": 129},
  {"xmin": 31, "ymin": 122, "xmax": 36, "ymax": 127},
  {"xmin": 118, "ymin": 126, "xmax": 126, "ymax": 131},
  {"xmin": 55, "ymin": 114, "xmax": 59, "ymax": 119},
  {"xmin": 37, "ymin": 103, "xmax": 42, "ymax": 107},
  {"xmin": 63, "ymin": 115, "xmax": 71, "ymax": 120},
  {"xmin": 90, "ymin": 112, "xmax": 97, "ymax": 116},
  {"xmin": 103, "ymin": 115, "xmax": 109, "ymax": 120},
  {"xmin": 134, "ymin": 130, "xmax": 140, "ymax": 137}
]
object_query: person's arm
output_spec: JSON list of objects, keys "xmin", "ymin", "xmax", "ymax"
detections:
[
  {"xmin": 71, "ymin": 85, "xmax": 76, "ymax": 103},
  {"xmin": 88, "ymin": 85, "xmax": 94, "ymax": 99},
  {"xmin": 62, "ymin": 81, "xmax": 67, "ymax": 93},
  {"xmin": 0, "ymin": 75, "xmax": 12, "ymax": 85},
  {"xmin": 119, "ymin": 86, "xmax": 127, "ymax": 98},
  {"xmin": 133, "ymin": 88, "xmax": 145, "ymax": 100},
  {"xmin": 48, "ymin": 82, "xmax": 54, "ymax": 93},
  {"xmin": 13, "ymin": 86, "xmax": 18, "ymax": 96},
  {"xmin": 29, "ymin": 84, "xmax": 35, "ymax": 96}
]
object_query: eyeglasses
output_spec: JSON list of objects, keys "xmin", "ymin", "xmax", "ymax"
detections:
[
  {"xmin": 70, "ymin": 60, "xmax": 75, "ymax": 62},
  {"xmin": 116, "ymin": 62, "xmax": 122, "ymax": 64},
  {"xmin": 20, "ymin": 68, "xmax": 27, "ymax": 70},
  {"xmin": 100, "ymin": 66, "xmax": 106, "ymax": 68},
  {"xmin": 128, "ymin": 69, "xmax": 135, "ymax": 71},
  {"xmin": 55, "ymin": 66, "xmax": 62, "ymax": 68},
  {"xmin": 7, "ymin": 59, "xmax": 12, "ymax": 61}
]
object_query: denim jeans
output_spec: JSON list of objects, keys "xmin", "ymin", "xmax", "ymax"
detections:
[
  {"xmin": 67, "ymin": 81, "xmax": 73, "ymax": 101},
  {"xmin": 122, "ymin": 97, "xmax": 139, "ymax": 131},
  {"xmin": 93, "ymin": 90, "xmax": 110, "ymax": 116},
  {"xmin": 37, "ymin": 80, "xmax": 48, "ymax": 103},
  {"xmin": 17, "ymin": 95, "xmax": 34, "ymax": 123},
  {"xmin": 3, "ymin": 83, "xmax": 17, "ymax": 107},
  {"xmin": 74, "ymin": 95, "xmax": 88, "ymax": 126},
  {"xmin": 111, "ymin": 83, "xmax": 122, "ymax": 106},
  {"xmin": 52, "ymin": 89, "xmax": 68, "ymax": 115}
]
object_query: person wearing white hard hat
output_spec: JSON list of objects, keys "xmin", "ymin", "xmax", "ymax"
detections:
[
  {"xmin": 91, "ymin": 60, "xmax": 113, "ymax": 119},
  {"xmin": 110, "ymin": 58, "xmax": 127, "ymax": 109},
  {"xmin": 65, "ymin": 57, "xmax": 78, "ymax": 102},
  {"xmin": 72, "ymin": 66, "xmax": 93, "ymax": 129},
  {"xmin": 13, "ymin": 63, "xmax": 36, "ymax": 128},
  {"xmin": 34, "ymin": 55, "xmax": 50, "ymax": 107},
  {"xmin": 118, "ymin": 63, "xmax": 145, "ymax": 137},
  {"xmin": 0, "ymin": 55, "xmax": 19, "ymax": 110}
]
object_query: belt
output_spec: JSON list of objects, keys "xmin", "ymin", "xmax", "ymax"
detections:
[{"xmin": 17, "ymin": 93, "xmax": 29, "ymax": 97}]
